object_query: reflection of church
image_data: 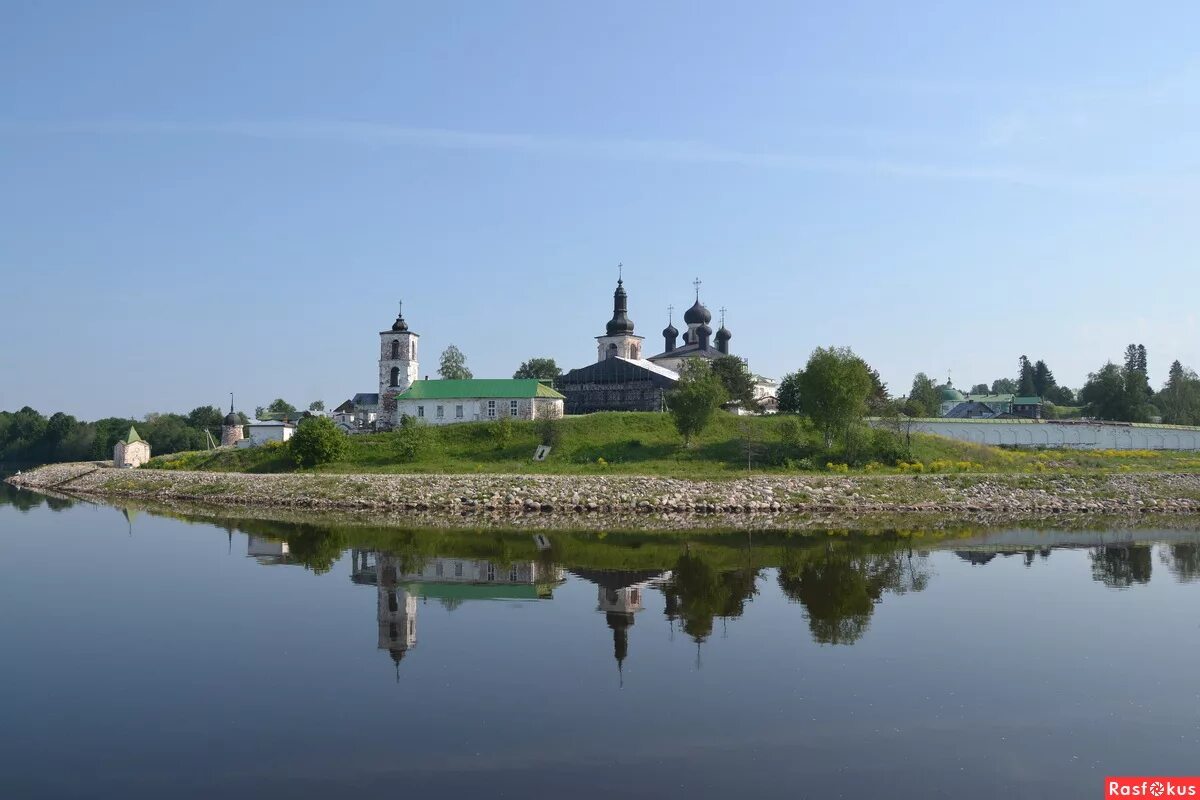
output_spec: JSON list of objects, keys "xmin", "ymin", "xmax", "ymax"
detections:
[
  {"xmin": 350, "ymin": 550, "xmax": 565, "ymax": 675},
  {"xmin": 569, "ymin": 569, "xmax": 671, "ymax": 684}
]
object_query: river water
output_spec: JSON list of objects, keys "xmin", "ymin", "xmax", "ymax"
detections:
[{"xmin": 3, "ymin": 481, "xmax": 1199, "ymax": 799}]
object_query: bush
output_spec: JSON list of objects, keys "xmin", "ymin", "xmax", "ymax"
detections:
[
  {"xmin": 489, "ymin": 417, "xmax": 513, "ymax": 449},
  {"xmin": 869, "ymin": 428, "xmax": 911, "ymax": 465},
  {"xmin": 392, "ymin": 415, "xmax": 433, "ymax": 462},
  {"xmin": 534, "ymin": 417, "xmax": 561, "ymax": 448},
  {"xmin": 289, "ymin": 416, "xmax": 348, "ymax": 467},
  {"xmin": 778, "ymin": 417, "xmax": 804, "ymax": 449}
]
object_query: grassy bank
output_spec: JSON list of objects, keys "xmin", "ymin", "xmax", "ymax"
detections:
[{"xmin": 142, "ymin": 412, "xmax": 1200, "ymax": 478}]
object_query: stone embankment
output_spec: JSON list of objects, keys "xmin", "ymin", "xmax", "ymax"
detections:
[{"xmin": 9, "ymin": 462, "xmax": 1200, "ymax": 519}]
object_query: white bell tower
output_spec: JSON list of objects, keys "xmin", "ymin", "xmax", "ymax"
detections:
[{"xmin": 379, "ymin": 301, "xmax": 420, "ymax": 399}]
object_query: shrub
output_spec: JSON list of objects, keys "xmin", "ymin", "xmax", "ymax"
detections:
[
  {"xmin": 534, "ymin": 417, "xmax": 561, "ymax": 448},
  {"xmin": 289, "ymin": 416, "xmax": 348, "ymax": 468},
  {"xmin": 778, "ymin": 418, "xmax": 804, "ymax": 449},
  {"xmin": 392, "ymin": 415, "xmax": 433, "ymax": 462},
  {"xmin": 489, "ymin": 417, "xmax": 513, "ymax": 449},
  {"xmin": 869, "ymin": 428, "xmax": 911, "ymax": 465}
]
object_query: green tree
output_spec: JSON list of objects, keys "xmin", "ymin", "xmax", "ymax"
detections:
[
  {"xmin": 710, "ymin": 355, "xmax": 759, "ymax": 411},
  {"xmin": 186, "ymin": 406, "xmax": 223, "ymax": 433},
  {"xmin": 438, "ymin": 344, "xmax": 473, "ymax": 380},
  {"xmin": 796, "ymin": 347, "xmax": 873, "ymax": 448},
  {"xmin": 308, "ymin": 400, "xmax": 325, "ymax": 412},
  {"xmin": 991, "ymin": 378, "xmax": 1018, "ymax": 394},
  {"xmin": 1017, "ymin": 355, "xmax": 1037, "ymax": 396},
  {"xmin": 666, "ymin": 360, "xmax": 728, "ymax": 446},
  {"xmin": 1079, "ymin": 362, "xmax": 1147, "ymax": 421},
  {"xmin": 289, "ymin": 416, "xmax": 348, "ymax": 467},
  {"xmin": 777, "ymin": 371, "xmax": 803, "ymax": 414},
  {"xmin": 391, "ymin": 414, "xmax": 432, "ymax": 461},
  {"xmin": 513, "ymin": 358, "xmax": 562, "ymax": 380},
  {"xmin": 969, "ymin": 383, "xmax": 989, "ymax": 394},
  {"xmin": 1157, "ymin": 360, "xmax": 1200, "ymax": 426},
  {"xmin": 908, "ymin": 372, "xmax": 940, "ymax": 417}
]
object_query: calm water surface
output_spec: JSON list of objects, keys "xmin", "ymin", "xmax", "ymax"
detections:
[{"xmin": 3, "ymin": 482, "xmax": 1199, "ymax": 799}]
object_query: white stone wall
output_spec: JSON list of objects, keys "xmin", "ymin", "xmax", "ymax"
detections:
[
  {"xmin": 395, "ymin": 396, "xmax": 563, "ymax": 425},
  {"xmin": 220, "ymin": 424, "xmax": 244, "ymax": 446},
  {"xmin": 596, "ymin": 334, "xmax": 644, "ymax": 362},
  {"xmin": 877, "ymin": 418, "xmax": 1200, "ymax": 450},
  {"xmin": 113, "ymin": 440, "xmax": 151, "ymax": 468},
  {"xmin": 378, "ymin": 332, "xmax": 420, "ymax": 398}
]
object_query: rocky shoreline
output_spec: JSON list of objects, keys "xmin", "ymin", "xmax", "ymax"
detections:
[{"xmin": 9, "ymin": 461, "xmax": 1200, "ymax": 523}]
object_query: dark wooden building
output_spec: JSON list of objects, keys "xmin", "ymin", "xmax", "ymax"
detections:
[{"xmin": 556, "ymin": 357, "xmax": 678, "ymax": 414}]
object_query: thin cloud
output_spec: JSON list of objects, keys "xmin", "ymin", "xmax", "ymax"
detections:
[{"xmin": 0, "ymin": 118, "xmax": 1157, "ymax": 191}]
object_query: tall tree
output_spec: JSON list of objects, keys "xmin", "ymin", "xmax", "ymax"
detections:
[
  {"xmin": 308, "ymin": 400, "xmax": 325, "ymax": 412},
  {"xmin": 1080, "ymin": 361, "xmax": 1149, "ymax": 422},
  {"xmin": 267, "ymin": 399, "xmax": 297, "ymax": 415},
  {"xmin": 709, "ymin": 355, "xmax": 759, "ymax": 412},
  {"xmin": 1157, "ymin": 360, "xmax": 1200, "ymax": 426},
  {"xmin": 991, "ymin": 378, "xmax": 1018, "ymax": 394},
  {"xmin": 908, "ymin": 373, "xmax": 940, "ymax": 417},
  {"xmin": 796, "ymin": 346, "xmax": 873, "ymax": 448},
  {"xmin": 665, "ymin": 360, "xmax": 728, "ymax": 446},
  {"xmin": 513, "ymin": 358, "xmax": 562, "ymax": 380},
  {"xmin": 777, "ymin": 371, "xmax": 802, "ymax": 414},
  {"xmin": 1017, "ymin": 356, "xmax": 1036, "ymax": 396},
  {"xmin": 969, "ymin": 383, "xmax": 989, "ymax": 395},
  {"xmin": 438, "ymin": 344, "xmax": 473, "ymax": 380}
]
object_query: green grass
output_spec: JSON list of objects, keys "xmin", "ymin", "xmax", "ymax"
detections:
[{"xmin": 141, "ymin": 412, "xmax": 1200, "ymax": 479}]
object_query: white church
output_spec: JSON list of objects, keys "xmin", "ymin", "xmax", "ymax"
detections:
[{"xmin": 335, "ymin": 304, "xmax": 565, "ymax": 431}]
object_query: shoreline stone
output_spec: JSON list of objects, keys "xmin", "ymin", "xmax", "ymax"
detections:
[{"xmin": 8, "ymin": 461, "xmax": 1200, "ymax": 525}]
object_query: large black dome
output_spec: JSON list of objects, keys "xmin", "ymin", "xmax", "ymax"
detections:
[
  {"xmin": 605, "ymin": 279, "xmax": 635, "ymax": 335},
  {"xmin": 662, "ymin": 322, "xmax": 679, "ymax": 338},
  {"xmin": 683, "ymin": 299, "xmax": 711, "ymax": 325},
  {"xmin": 223, "ymin": 411, "xmax": 240, "ymax": 425},
  {"xmin": 391, "ymin": 315, "xmax": 409, "ymax": 332}
]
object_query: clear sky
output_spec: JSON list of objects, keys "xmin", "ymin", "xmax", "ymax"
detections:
[{"xmin": 3, "ymin": 1, "xmax": 1199, "ymax": 419}]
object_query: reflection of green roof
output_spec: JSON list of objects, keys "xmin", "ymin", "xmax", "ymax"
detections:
[
  {"xmin": 397, "ymin": 379, "xmax": 565, "ymax": 400},
  {"xmin": 123, "ymin": 426, "xmax": 144, "ymax": 444},
  {"xmin": 400, "ymin": 581, "xmax": 541, "ymax": 600}
]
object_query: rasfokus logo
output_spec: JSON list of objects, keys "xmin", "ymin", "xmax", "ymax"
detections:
[{"xmin": 1106, "ymin": 777, "xmax": 1200, "ymax": 797}]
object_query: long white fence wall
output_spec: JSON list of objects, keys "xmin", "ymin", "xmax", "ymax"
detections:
[{"xmin": 872, "ymin": 418, "xmax": 1200, "ymax": 450}]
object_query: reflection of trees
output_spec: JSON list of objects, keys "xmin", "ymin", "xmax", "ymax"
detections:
[
  {"xmin": 1160, "ymin": 544, "xmax": 1200, "ymax": 583},
  {"xmin": 661, "ymin": 550, "xmax": 760, "ymax": 642},
  {"xmin": 1090, "ymin": 545, "xmax": 1152, "ymax": 588},
  {"xmin": 777, "ymin": 543, "xmax": 932, "ymax": 645},
  {"xmin": 281, "ymin": 524, "xmax": 347, "ymax": 574}
]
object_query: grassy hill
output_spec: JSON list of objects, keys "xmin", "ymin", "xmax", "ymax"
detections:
[{"xmin": 142, "ymin": 411, "xmax": 1200, "ymax": 478}]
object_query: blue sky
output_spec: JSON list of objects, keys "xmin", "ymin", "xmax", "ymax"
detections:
[{"xmin": 3, "ymin": 1, "xmax": 1200, "ymax": 418}]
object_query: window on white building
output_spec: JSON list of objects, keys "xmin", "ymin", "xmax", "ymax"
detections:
[
  {"xmin": 436, "ymin": 405, "xmax": 444, "ymax": 419},
  {"xmin": 454, "ymin": 562, "xmax": 463, "ymax": 577},
  {"xmin": 509, "ymin": 565, "xmax": 518, "ymax": 582},
  {"xmin": 510, "ymin": 400, "xmax": 519, "ymax": 417},
  {"xmin": 455, "ymin": 405, "xmax": 464, "ymax": 419},
  {"xmin": 436, "ymin": 562, "xmax": 444, "ymax": 577},
  {"xmin": 487, "ymin": 563, "xmax": 496, "ymax": 581},
  {"xmin": 487, "ymin": 400, "xmax": 496, "ymax": 418},
  {"xmin": 417, "ymin": 405, "xmax": 424, "ymax": 418}
]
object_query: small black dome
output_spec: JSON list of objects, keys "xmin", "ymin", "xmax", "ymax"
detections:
[
  {"xmin": 662, "ymin": 322, "xmax": 679, "ymax": 338},
  {"xmin": 683, "ymin": 299, "xmax": 711, "ymax": 325},
  {"xmin": 223, "ymin": 411, "xmax": 240, "ymax": 425},
  {"xmin": 715, "ymin": 326, "xmax": 731, "ymax": 341},
  {"xmin": 696, "ymin": 323, "xmax": 713, "ymax": 338},
  {"xmin": 391, "ymin": 315, "xmax": 409, "ymax": 332}
]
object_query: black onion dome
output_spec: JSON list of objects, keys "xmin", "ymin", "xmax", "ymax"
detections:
[
  {"xmin": 223, "ymin": 411, "xmax": 240, "ymax": 425},
  {"xmin": 683, "ymin": 299, "xmax": 711, "ymax": 325},
  {"xmin": 715, "ymin": 325, "xmax": 731, "ymax": 342},
  {"xmin": 696, "ymin": 323, "xmax": 713, "ymax": 338},
  {"xmin": 662, "ymin": 322, "xmax": 679, "ymax": 338},
  {"xmin": 606, "ymin": 280, "xmax": 635, "ymax": 335},
  {"xmin": 391, "ymin": 315, "xmax": 409, "ymax": 332}
]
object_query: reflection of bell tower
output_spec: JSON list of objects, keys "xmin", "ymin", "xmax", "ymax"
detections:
[{"xmin": 377, "ymin": 578, "xmax": 417, "ymax": 679}]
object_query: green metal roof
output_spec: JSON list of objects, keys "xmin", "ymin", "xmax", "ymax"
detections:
[
  {"xmin": 123, "ymin": 426, "xmax": 144, "ymax": 444},
  {"xmin": 400, "ymin": 581, "xmax": 542, "ymax": 600},
  {"xmin": 965, "ymin": 393, "xmax": 1014, "ymax": 403},
  {"xmin": 396, "ymin": 379, "xmax": 564, "ymax": 400},
  {"xmin": 1013, "ymin": 396, "xmax": 1043, "ymax": 405}
]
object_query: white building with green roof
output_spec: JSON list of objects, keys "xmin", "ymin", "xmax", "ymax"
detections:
[
  {"xmin": 393, "ymin": 378, "xmax": 565, "ymax": 425},
  {"xmin": 112, "ymin": 426, "xmax": 151, "ymax": 468}
]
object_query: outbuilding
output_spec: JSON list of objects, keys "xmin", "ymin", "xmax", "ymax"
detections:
[
  {"xmin": 393, "ymin": 379, "xmax": 564, "ymax": 424},
  {"xmin": 113, "ymin": 426, "xmax": 151, "ymax": 468},
  {"xmin": 238, "ymin": 421, "xmax": 297, "ymax": 447}
]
